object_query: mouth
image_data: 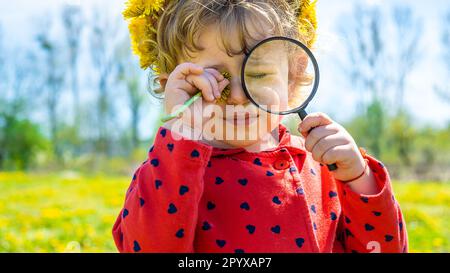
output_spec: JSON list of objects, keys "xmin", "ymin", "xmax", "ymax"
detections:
[{"xmin": 223, "ymin": 112, "xmax": 259, "ymax": 126}]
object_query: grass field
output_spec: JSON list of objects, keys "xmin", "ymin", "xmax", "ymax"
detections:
[{"xmin": 0, "ymin": 172, "xmax": 448, "ymax": 252}]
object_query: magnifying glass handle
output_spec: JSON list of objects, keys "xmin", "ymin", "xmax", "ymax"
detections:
[{"xmin": 298, "ymin": 110, "xmax": 338, "ymax": 171}]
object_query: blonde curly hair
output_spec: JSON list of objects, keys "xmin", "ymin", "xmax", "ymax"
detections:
[{"xmin": 123, "ymin": 0, "xmax": 318, "ymax": 94}]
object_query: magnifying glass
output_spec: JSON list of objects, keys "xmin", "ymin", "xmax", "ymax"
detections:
[{"xmin": 241, "ymin": 36, "xmax": 338, "ymax": 171}]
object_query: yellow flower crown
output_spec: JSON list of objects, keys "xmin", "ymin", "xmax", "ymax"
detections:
[{"xmin": 123, "ymin": 0, "xmax": 318, "ymax": 71}]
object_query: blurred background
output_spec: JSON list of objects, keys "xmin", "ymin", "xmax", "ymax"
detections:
[{"xmin": 0, "ymin": 0, "xmax": 448, "ymax": 252}]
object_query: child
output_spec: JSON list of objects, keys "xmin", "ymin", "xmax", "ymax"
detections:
[{"xmin": 113, "ymin": 0, "xmax": 408, "ymax": 253}]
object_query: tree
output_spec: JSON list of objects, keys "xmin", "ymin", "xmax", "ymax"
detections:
[
  {"xmin": 338, "ymin": 4, "xmax": 388, "ymax": 157},
  {"xmin": 435, "ymin": 11, "xmax": 450, "ymax": 104},
  {"xmin": 388, "ymin": 6, "xmax": 422, "ymax": 167},
  {"xmin": 62, "ymin": 4, "xmax": 83, "ymax": 132},
  {"xmin": 116, "ymin": 38, "xmax": 146, "ymax": 150},
  {"xmin": 0, "ymin": 25, "xmax": 47, "ymax": 169},
  {"xmin": 338, "ymin": 3, "xmax": 423, "ymax": 161},
  {"xmin": 36, "ymin": 19, "xmax": 66, "ymax": 160},
  {"xmin": 339, "ymin": 4, "xmax": 389, "ymax": 106},
  {"xmin": 0, "ymin": 100, "xmax": 47, "ymax": 170},
  {"xmin": 89, "ymin": 9, "xmax": 120, "ymax": 155},
  {"xmin": 392, "ymin": 6, "xmax": 422, "ymax": 112},
  {"xmin": 0, "ymin": 25, "xmax": 5, "ymax": 95}
]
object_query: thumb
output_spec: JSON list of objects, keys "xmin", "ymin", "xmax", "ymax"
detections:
[{"xmin": 298, "ymin": 112, "xmax": 333, "ymax": 136}]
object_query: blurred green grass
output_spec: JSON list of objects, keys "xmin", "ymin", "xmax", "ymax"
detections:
[{"xmin": 0, "ymin": 172, "xmax": 448, "ymax": 252}]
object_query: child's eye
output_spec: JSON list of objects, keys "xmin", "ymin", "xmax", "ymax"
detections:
[{"xmin": 246, "ymin": 73, "xmax": 269, "ymax": 79}]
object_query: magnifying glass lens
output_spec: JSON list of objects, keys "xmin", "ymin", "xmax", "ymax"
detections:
[
  {"xmin": 243, "ymin": 39, "xmax": 317, "ymax": 114},
  {"xmin": 242, "ymin": 37, "xmax": 337, "ymax": 171}
]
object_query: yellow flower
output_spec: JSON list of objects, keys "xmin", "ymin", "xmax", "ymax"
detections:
[
  {"xmin": 123, "ymin": 0, "xmax": 166, "ymax": 70},
  {"xmin": 123, "ymin": 0, "xmax": 165, "ymax": 19},
  {"xmin": 41, "ymin": 207, "xmax": 62, "ymax": 219},
  {"xmin": 128, "ymin": 16, "xmax": 154, "ymax": 69},
  {"xmin": 298, "ymin": 0, "xmax": 318, "ymax": 48}
]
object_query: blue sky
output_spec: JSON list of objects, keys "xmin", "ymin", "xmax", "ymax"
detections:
[{"xmin": 1, "ymin": 0, "xmax": 449, "ymax": 137}]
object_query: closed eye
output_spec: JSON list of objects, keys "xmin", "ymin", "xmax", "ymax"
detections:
[{"xmin": 246, "ymin": 73, "xmax": 269, "ymax": 79}]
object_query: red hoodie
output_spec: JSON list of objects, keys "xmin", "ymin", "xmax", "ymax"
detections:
[{"xmin": 112, "ymin": 125, "xmax": 408, "ymax": 253}]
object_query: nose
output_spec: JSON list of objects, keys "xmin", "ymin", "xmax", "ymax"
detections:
[{"xmin": 226, "ymin": 76, "xmax": 249, "ymax": 105}]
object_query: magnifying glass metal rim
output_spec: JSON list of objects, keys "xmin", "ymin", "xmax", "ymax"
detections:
[{"xmin": 241, "ymin": 36, "xmax": 320, "ymax": 115}]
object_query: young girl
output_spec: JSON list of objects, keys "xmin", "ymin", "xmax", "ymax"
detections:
[{"xmin": 113, "ymin": 0, "xmax": 408, "ymax": 253}]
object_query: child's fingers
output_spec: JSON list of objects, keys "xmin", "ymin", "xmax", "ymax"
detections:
[
  {"xmin": 174, "ymin": 80, "xmax": 200, "ymax": 95},
  {"xmin": 205, "ymin": 68, "xmax": 227, "ymax": 99},
  {"xmin": 321, "ymin": 144, "xmax": 354, "ymax": 166},
  {"xmin": 298, "ymin": 112, "xmax": 333, "ymax": 137},
  {"xmin": 185, "ymin": 74, "xmax": 215, "ymax": 102},
  {"xmin": 172, "ymin": 62, "xmax": 204, "ymax": 80},
  {"xmin": 310, "ymin": 134, "xmax": 350, "ymax": 163},
  {"xmin": 203, "ymin": 72, "xmax": 220, "ymax": 99},
  {"xmin": 218, "ymin": 78, "xmax": 230, "ymax": 92},
  {"xmin": 304, "ymin": 124, "xmax": 340, "ymax": 152},
  {"xmin": 204, "ymin": 68, "xmax": 225, "ymax": 82}
]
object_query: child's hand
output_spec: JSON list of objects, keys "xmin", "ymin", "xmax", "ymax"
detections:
[
  {"xmin": 163, "ymin": 62, "xmax": 229, "ymax": 129},
  {"xmin": 298, "ymin": 112, "xmax": 366, "ymax": 182}
]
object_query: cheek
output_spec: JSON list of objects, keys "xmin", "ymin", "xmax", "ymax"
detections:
[
  {"xmin": 257, "ymin": 112, "xmax": 282, "ymax": 135},
  {"xmin": 258, "ymin": 109, "xmax": 280, "ymax": 122}
]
